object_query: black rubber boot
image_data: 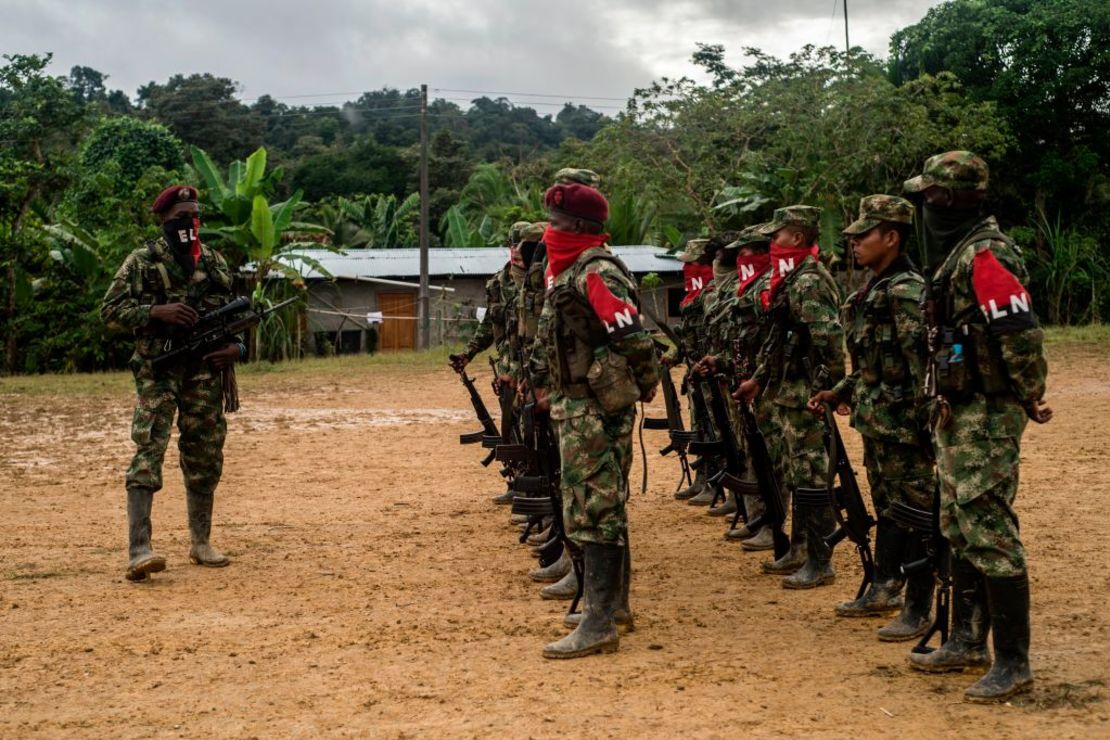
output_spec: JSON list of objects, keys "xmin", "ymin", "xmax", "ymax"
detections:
[
  {"xmin": 783, "ymin": 500, "xmax": 836, "ymax": 589},
  {"xmin": 526, "ymin": 523, "xmax": 554, "ymax": 546},
  {"xmin": 544, "ymin": 543, "xmax": 621, "ymax": 659},
  {"xmin": 563, "ymin": 542, "xmax": 635, "ymax": 634},
  {"xmin": 763, "ymin": 489, "xmax": 806, "ymax": 574},
  {"xmin": 126, "ymin": 488, "xmax": 166, "ymax": 582},
  {"xmin": 836, "ymin": 518, "xmax": 905, "ymax": 616},
  {"xmin": 674, "ymin": 467, "xmax": 704, "ymax": 500},
  {"xmin": 540, "ymin": 566, "xmax": 578, "ymax": 600},
  {"xmin": 187, "ymin": 491, "xmax": 230, "ymax": 567},
  {"xmin": 878, "ymin": 529, "xmax": 934, "ymax": 641},
  {"xmin": 965, "ymin": 573, "xmax": 1034, "ymax": 702},
  {"xmin": 530, "ymin": 547, "xmax": 571, "ymax": 583},
  {"xmin": 687, "ymin": 481, "xmax": 717, "ymax": 506},
  {"xmin": 492, "ymin": 487, "xmax": 515, "ymax": 505},
  {"xmin": 708, "ymin": 492, "xmax": 737, "ymax": 517},
  {"xmin": 908, "ymin": 557, "xmax": 991, "ymax": 673}
]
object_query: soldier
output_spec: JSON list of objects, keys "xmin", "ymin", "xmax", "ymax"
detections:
[
  {"xmin": 531, "ymin": 182, "xmax": 659, "ymax": 658},
  {"xmin": 101, "ymin": 184, "xmax": 240, "ymax": 582},
  {"xmin": 449, "ymin": 224, "xmax": 525, "ymax": 504},
  {"xmin": 671, "ymin": 237, "xmax": 717, "ymax": 501},
  {"xmin": 902, "ymin": 152, "xmax": 1050, "ymax": 702},
  {"xmin": 808, "ymin": 195, "xmax": 937, "ymax": 640},
  {"xmin": 736, "ymin": 205, "xmax": 846, "ymax": 589}
]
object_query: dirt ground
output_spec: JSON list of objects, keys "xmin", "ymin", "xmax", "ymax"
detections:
[{"xmin": 0, "ymin": 343, "xmax": 1107, "ymax": 738}]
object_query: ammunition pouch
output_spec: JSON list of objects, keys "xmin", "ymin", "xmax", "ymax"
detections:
[
  {"xmin": 932, "ymin": 321, "xmax": 1009, "ymax": 399},
  {"xmin": 586, "ymin": 348, "xmax": 640, "ymax": 413},
  {"xmin": 889, "ymin": 500, "xmax": 933, "ymax": 533}
]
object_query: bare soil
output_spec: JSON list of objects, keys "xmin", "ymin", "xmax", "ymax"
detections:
[{"xmin": 0, "ymin": 344, "xmax": 1107, "ymax": 738}]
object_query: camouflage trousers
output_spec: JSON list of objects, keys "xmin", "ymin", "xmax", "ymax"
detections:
[
  {"xmin": 774, "ymin": 404, "xmax": 829, "ymax": 491},
  {"xmin": 936, "ymin": 433, "xmax": 1026, "ymax": 577},
  {"xmin": 861, "ymin": 436, "xmax": 936, "ymax": 519},
  {"xmin": 126, "ymin": 356, "xmax": 226, "ymax": 496},
  {"xmin": 556, "ymin": 407, "xmax": 635, "ymax": 546}
]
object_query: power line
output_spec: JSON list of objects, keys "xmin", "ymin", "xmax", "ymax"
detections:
[{"xmin": 433, "ymin": 87, "xmax": 627, "ymax": 102}]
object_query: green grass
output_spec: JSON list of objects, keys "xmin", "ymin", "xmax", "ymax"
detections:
[
  {"xmin": 1043, "ymin": 323, "xmax": 1110, "ymax": 347},
  {"xmin": 0, "ymin": 343, "xmax": 470, "ymax": 397}
]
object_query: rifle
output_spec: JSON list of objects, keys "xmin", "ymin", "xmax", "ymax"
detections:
[
  {"xmin": 895, "ymin": 489, "xmax": 950, "ymax": 655},
  {"xmin": 489, "ymin": 355, "xmax": 520, "ymax": 446},
  {"xmin": 455, "ymin": 367, "xmax": 500, "ymax": 468},
  {"xmin": 639, "ymin": 301, "xmax": 723, "ymax": 497},
  {"xmin": 810, "ymin": 363, "xmax": 876, "ymax": 601},
  {"xmin": 150, "ymin": 296, "xmax": 297, "ymax": 372},
  {"xmin": 735, "ymin": 400, "xmax": 791, "ymax": 559},
  {"xmin": 643, "ymin": 341, "xmax": 694, "ymax": 492}
]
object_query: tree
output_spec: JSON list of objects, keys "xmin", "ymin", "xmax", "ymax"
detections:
[
  {"xmin": 291, "ymin": 136, "xmax": 408, "ymax": 201},
  {"xmin": 138, "ymin": 73, "xmax": 264, "ymax": 164}
]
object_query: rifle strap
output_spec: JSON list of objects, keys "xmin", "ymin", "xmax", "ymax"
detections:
[
  {"xmin": 222, "ymin": 367, "xmax": 240, "ymax": 413},
  {"xmin": 638, "ymin": 402, "xmax": 648, "ymax": 496}
]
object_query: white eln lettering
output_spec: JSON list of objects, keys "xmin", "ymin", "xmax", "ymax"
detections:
[
  {"xmin": 690, "ymin": 276, "xmax": 704, "ymax": 291},
  {"xmin": 1010, "ymin": 292, "xmax": 1030, "ymax": 314},
  {"xmin": 547, "ymin": 275, "xmax": 555, "ymax": 290},
  {"xmin": 177, "ymin": 230, "xmax": 189, "ymax": 242},
  {"xmin": 740, "ymin": 264, "xmax": 755, "ymax": 280},
  {"xmin": 988, "ymin": 299, "xmax": 1009, "ymax": 320},
  {"xmin": 614, "ymin": 308, "xmax": 635, "ymax": 328},
  {"xmin": 777, "ymin": 257, "xmax": 796, "ymax": 274}
]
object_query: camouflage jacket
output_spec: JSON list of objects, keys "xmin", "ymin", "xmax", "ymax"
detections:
[
  {"xmin": 531, "ymin": 249, "xmax": 659, "ymax": 420},
  {"xmin": 675, "ymin": 282, "xmax": 714, "ymax": 364},
  {"xmin": 100, "ymin": 237, "xmax": 236, "ymax": 363},
  {"xmin": 833, "ymin": 256, "xmax": 928, "ymax": 444},
  {"xmin": 930, "ymin": 216, "xmax": 1048, "ymax": 446},
  {"xmin": 703, "ymin": 269, "xmax": 740, "ymax": 364},
  {"xmin": 725, "ymin": 268, "xmax": 774, "ymax": 376},
  {"xmin": 466, "ymin": 264, "xmax": 518, "ymax": 368},
  {"xmin": 752, "ymin": 257, "xmax": 846, "ymax": 408}
]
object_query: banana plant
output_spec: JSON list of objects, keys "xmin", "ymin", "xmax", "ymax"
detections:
[{"xmin": 440, "ymin": 205, "xmax": 499, "ymax": 247}]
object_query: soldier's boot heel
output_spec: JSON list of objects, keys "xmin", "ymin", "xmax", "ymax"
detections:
[
  {"xmin": 186, "ymin": 491, "xmax": 230, "ymax": 568},
  {"xmin": 126, "ymin": 488, "xmax": 166, "ymax": 582},
  {"xmin": 491, "ymin": 488, "xmax": 515, "ymax": 505},
  {"xmin": 762, "ymin": 491, "xmax": 806, "ymax": 574},
  {"xmin": 674, "ymin": 469, "xmax": 704, "ymax": 500},
  {"xmin": 540, "ymin": 567, "xmax": 578, "ymax": 600},
  {"xmin": 543, "ymin": 543, "xmax": 621, "ymax": 659},
  {"xmin": 909, "ymin": 557, "xmax": 991, "ymax": 673},
  {"xmin": 879, "ymin": 529, "xmax": 935, "ymax": 640},
  {"xmin": 708, "ymin": 492, "xmax": 737, "ymax": 517},
  {"xmin": 783, "ymin": 504, "xmax": 835, "ymax": 589},
  {"xmin": 837, "ymin": 518, "xmax": 906, "ymax": 616},
  {"xmin": 965, "ymin": 574, "xmax": 1033, "ymax": 702}
]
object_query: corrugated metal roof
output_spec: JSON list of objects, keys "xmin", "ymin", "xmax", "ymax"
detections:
[{"xmin": 276, "ymin": 246, "xmax": 681, "ymax": 280}]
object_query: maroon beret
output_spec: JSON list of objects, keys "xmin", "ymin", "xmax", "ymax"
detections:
[
  {"xmin": 151, "ymin": 185, "xmax": 198, "ymax": 215},
  {"xmin": 544, "ymin": 183, "xmax": 609, "ymax": 224}
]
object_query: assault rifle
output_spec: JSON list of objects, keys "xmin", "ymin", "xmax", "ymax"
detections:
[
  {"xmin": 735, "ymin": 399, "xmax": 791, "ymax": 559},
  {"xmin": 895, "ymin": 489, "xmax": 951, "ymax": 655},
  {"xmin": 455, "ymin": 367, "xmax": 500, "ymax": 468},
  {"xmin": 643, "ymin": 303, "xmax": 719, "ymax": 501},
  {"xmin": 489, "ymin": 355, "xmax": 520, "ymax": 446},
  {"xmin": 150, "ymin": 296, "xmax": 297, "ymax": 372},
  {"xmin": 810, "ymin": 363, "xmax": 876, "ymax": 601}
]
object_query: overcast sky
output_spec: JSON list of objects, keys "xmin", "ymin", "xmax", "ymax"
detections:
[{"xmin": 3, "ymin": 0, "xmax": 944, "ymax": 110}]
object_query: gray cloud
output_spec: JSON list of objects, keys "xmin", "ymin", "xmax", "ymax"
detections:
[{"xmin": 0, "ymin": 0, "xmax": 941, "ymax": 108}]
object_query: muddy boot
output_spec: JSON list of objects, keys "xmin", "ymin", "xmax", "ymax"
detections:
[
  {"xmin": 783, "ymin": 495, "xmax": 835, "ymax": 589},
  {"xmin": 965, "ymin": 573, "xmax": 1033, "ymax": 702},
  {"xmin": 674, "ymin": 467, "xmax": 704, "ymax": 500},
  {"xmin": 526, "ymin": 523, "xmax": 553, "ymax": 546},
  {"xmin": 687, "ymin": 481, "xmax": 717, "ymax": 506},
  {"xmin": 879, "ymin": 566, "xmax": 934, "ymax": 641},
  {"xmin": 836, "ymin": 518, "xmax": 905, "ymax": 616},
  {"xmin": 708, "ymin": 492, "xmax": 737, "ymax": 517},
  {"xmin": 763, "ymin": 489, "xmax": 806, "ymax": 573},
  {"xmin": 543, "ymin": 543, "xmax": 621, "ymax": 659},
  {"xmin": 564, "ymin": 543, "xmax": 635, "ymax": 633},
  {"xmin": 125, "ymin": 488, "xmax": 166, "ymax": 582},
  {"xmin": 740, "ymin": 527, "xmax": 774, "ymax": 551},
  {"xmin": 491, "ymin": 487, "xmax": 514, "ymax": 505},
  {"xmin": 908, "ymin": 557, "xmax": 991, "ymax": 673},
  {"xmin": 530, "ymin": 547, "xmax": 571, "ymax": 583},
  {"xmin": 540, "ymin": 566, "xmax": 578, "ymax": 600},
  {"xmin": 186, "ymin": 491, "xmax": 230, "ymax": 568}
]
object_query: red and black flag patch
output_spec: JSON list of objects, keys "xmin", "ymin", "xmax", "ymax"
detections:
[
  {"xmin": 972, "ymin": 247, "xmax": 1036, "ymax": 333},
  {"xmin": 586, "ymin": 272, "xmax": 642, "ymax": 339}
]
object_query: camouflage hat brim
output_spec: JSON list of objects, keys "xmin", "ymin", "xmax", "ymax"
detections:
[
  {"xmin": 902, "ymin": 174, "xmax": 933, "ymax": 193},
  {"xmin": 676, "ymin": 251, "xmax": 699, "ymax": 262},
  {"xmin": 842, "ymin": 217, "xmax": 882, "ymax": 235},
  {"xmin": 757, "ymin": 220, "xmax": 786, "ymax": 236}
]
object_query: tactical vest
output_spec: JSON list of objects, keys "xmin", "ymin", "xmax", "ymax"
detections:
[
  {"xmin": 846, "ymin": 270, "xmax": 921, "ymax": 397},
  {"xmin": 733, "ymin": 274, "xmax": 771, "ymax": 376},
  {"xmin": 930, "ymin": 226, "xmax": 1015, "ymax": 398},
  {"xmin": 519, "ymin": 249, "xmax": 547, "ymax": 342},
  {"xmin": 134, "ymin": 239, "xmax": 231, "ymax": 338},
  {"xmin": 485, "ymin": 273, "xmax": 507, "ymax": 343},
  {"xmin": 766, "ymin": 260, "xmax": 840, "ymax": 386},
  {"xmin": 548, "ymin": 248, "xmax": 637, "ymax": 399}
]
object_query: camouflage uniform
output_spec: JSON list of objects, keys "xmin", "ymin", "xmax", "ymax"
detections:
[
  {"xmin": 832, "ymin": 195, "xmax": 937, "ymax": 629},
  {"xmin": 751, "ymin": 205, "xmax": 846, "ymax": 586},
  {"xmin": 464, "ymin": 264, "xmax": 517, "ymax": 376},
  {"xmin": 904, "ymin": 151, "xmax": 1047, "ymax": 701}
]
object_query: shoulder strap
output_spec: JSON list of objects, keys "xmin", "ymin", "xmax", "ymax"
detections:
[
  {"xmin": 567, "ymin": 248, "xmax": 639, "ymax": 306},
  {"xmin": 144, "ymin": 240, "xmax": 173, "ymax": 291}
]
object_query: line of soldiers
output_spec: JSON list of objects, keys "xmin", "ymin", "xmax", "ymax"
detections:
[{"xmin": 456, "ymin": 151, "xmax": 1050, "ymax": 703}]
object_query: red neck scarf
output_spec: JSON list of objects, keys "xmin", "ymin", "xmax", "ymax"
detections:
[
  {"xmin": 735, "ymin": 253, "xmax": 770, "ymax": 296},
  {"xmin": 190, "ymin": 217, "xmax": 202, "ymax": 267},
  {"xmin": 680, "ymin": 263, "xmax": 714, "ymax": 307},
  {"xmin": 543, "ymin": 226, "xmax": 609, "ymax": 287},
  {"xmin": 768, "ymin": 242, "xmax": 818, "ymax": 301}
]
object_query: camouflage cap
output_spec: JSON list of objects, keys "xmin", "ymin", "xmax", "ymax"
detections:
[
  {"xmin": 677, "ymin": 238, "xmax": 710, "ymax": 263},
  {"xmin": 757, "ymin": 205, "xmax": 822, "ymax": 236},
  {"xmin": 842, "ymin": 194, "xmax": 914, "ymax": 235},
  {"xmin": 903, "ymin": 150, "xmax": 989, "ymax": 193},
  {"xmin": 508, "ymin": 221, "xmax": 532, "ymax": 244},
  {"xmin": 519, "ymin": 221, "xmax": 547, "ymax": 242},
  {"xmin": 553, "ymin": 167, "xmax": 601, "ymax": 188},
  {"xmin": 726, "ymin": 223, "xmax": 773, "ymax": 250}
]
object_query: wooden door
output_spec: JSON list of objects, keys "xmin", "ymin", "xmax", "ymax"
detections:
[{"xmin": 378, "ymin": 292, "xmax": 416, "ymax": 351}]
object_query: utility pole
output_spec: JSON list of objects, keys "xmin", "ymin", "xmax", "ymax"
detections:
[
  {"xmin": 418, "ymin": 83, "xmax": 430, "ymax": 350},
  {"xmin": 843, "ymin": 0, "xmax": 850, "ymax": 57}
]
